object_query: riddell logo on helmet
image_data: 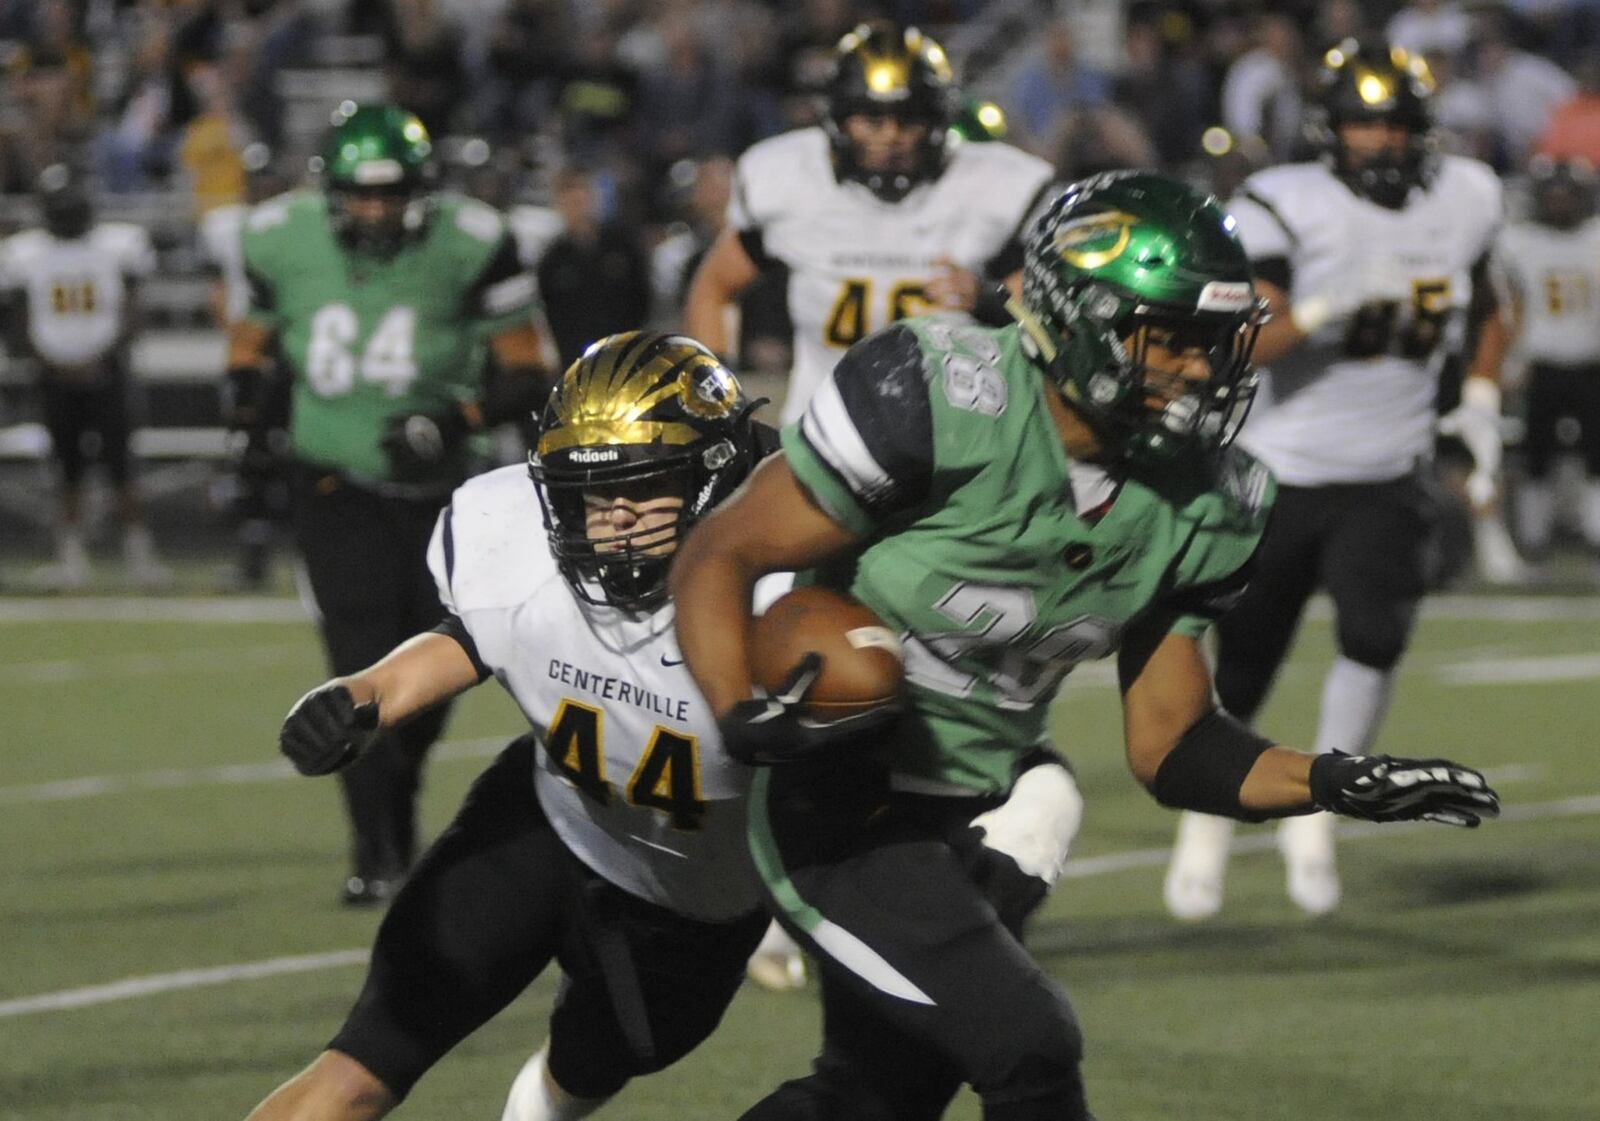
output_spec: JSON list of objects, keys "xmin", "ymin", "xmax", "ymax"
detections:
[
  {"xmin": 1198, "ymin": 281, "xmax": 1252, "ymax": 312},
  {"xmin": 569, "ymin": 448, "xmax": 621, "ymax": 464}
]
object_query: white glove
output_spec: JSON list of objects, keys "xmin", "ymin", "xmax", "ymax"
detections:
[
  {"xmin": 1290, "ymin": 256, "xmax": 1412, "ymax": 336},
  {"xmin": 1438, "ymin": 377, "xmax": 1502, "ymax": 507},
  {"xmin": 969, "ymin": 762, "xmax": 1084, "ymax": 887}
]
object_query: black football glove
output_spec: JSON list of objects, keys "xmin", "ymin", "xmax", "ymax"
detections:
[
  {"xmin": 280, "ymin": 683, "xmax": 380, "ymax": 776},
  {"xmin": 717, "ymin": 653, "xmax": 902, "ymax": 766},
  {"xmin": 380, "ymin": 405, "xmax": 471, "ymax": 480},
  {"xmin": 1309, "ymin": 751, "xmax": 1500, "ymax": 827}
]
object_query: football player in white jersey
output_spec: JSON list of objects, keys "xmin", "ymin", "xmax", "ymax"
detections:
[
  {"xmin": 200, "ymin": 143, "xmax": 296, "ymax": 591},
  {"xmin": 684, "ymin": 20, "xmax": 1055, "ymax": 426},
  {"xmin": 245, "ymin": 333, "xmax": 777, "ymax": 1121},
  {"xmin": 0, "ymin": 163, "xmax": 168, "ymax": 589},
  {"xmin": 1164, "ymin": 40, "xmax": 1511, "ymax": 920},
  {"xmin": 1494, "ymin": 157, "xmax": 1600, "ymax": 561}
]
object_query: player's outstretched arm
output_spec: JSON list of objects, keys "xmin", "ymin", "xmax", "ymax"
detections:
[
  {"xmin": 670, "ymin": 453, "xmax": 858, "ymax": 718},
  {"xmin": 1119, "ymin": 630, "xmax": 1499, "ymax": 826},
  {"xmin": 280, "ymin": 633, "xmax": 482, "ymax": 776},
  {"xmin": 683, "ymin": 228, "xmax": 760, "ymax": 362}
]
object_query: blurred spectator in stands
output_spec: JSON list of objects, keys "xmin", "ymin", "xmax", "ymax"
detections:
[
  {"xmin": 651, "ymin": 154, "xmax": 731, "ymax": 323},
  {"xmin": 10, "ymin": 0, "xmax": 95, "ymax": 176},
  {"xmin": 637, "ymin": 8, "xmax": 738, "ymax": 191},
  {"xmin": 552, "ymin": 19, "xmax": 641, "ymax": 166},
  {"xmin": 0, "ymin": 163, "xmax": 169, "ymax": 590},
  {"xmin": 1537, "ymin": 58, "xmax": 1600, "ymax": 167},
  {"xmin": 536, "ymin": 166, "xmax": 651, "ymax": 366},
  {"xmin": 1467, "ymin": 8, "xmax": 1575, "ymax": 165},
  {"xmin": 229, "ymin": 0, "xmax": 319, "ymax": 153},
  {"xmin": 382, "ymin": 0, "xmax": 467, "ymax": 137},
  {"xmin": 459, "ymin": 145, "xmax": 564, "ymax": 270},
  {"xmin": 177, "ymin": 60, "xmax": 246, "ymax": 216},
  {"xmin": 1114, "ymin": 14, "xmax": 1209, "ymax": 167},
  {"xmin": 98, "ymin": 1, "xmax": 218, "ymax": 191},
  {"xmin": 1387, "ymin": 0, "xmax": 1473, "ymax": 61},
  {"xmin": 772, "ymin": 0, "xmax": 860, "ymax": 119},
  {"xmin": 1221, "ymin": 11, "xmax": 1303, "ymax": 163},
  {"xmin": 1430, "ymin": 47, "xmax": 1496, "ymax": 159},
  {"xmin": 1007, "ymin": 17, "xmax": 1110, "ymax": 156},
  {"xmin": 480, "ymin": 0, "xmax": 572, "ymax": 145},
  {"xmin": 1313, "ymin": 0, "xmax": 1371, "ymax": 50},
  {"xmin": 1051, "ymin": 102, "xmax": 1158, "ymax": 182}
]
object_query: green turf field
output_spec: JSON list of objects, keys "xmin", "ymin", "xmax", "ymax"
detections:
[{"xmin": 3, "ymin": 595, "xmax": 1597, "ymax": 1119}]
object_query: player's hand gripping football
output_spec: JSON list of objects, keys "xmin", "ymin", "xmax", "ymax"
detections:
[
  {"xmin": 280, "ymin": 683, "xmax": 380, "ymax": 776},
  {"xmin": 718, "ymin": 653, "xmax": 902, "ymax": 766},
  {"xmin": 1309, "ymin": 751, "xmax": 1500, "ymax": 827}
]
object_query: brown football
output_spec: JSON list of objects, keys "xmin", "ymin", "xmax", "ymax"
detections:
[{"xmin": 749, "ymin": 586, "xmax": 905, "ymax": 718}]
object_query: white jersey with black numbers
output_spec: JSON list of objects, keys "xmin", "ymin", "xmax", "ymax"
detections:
[
  {"xmin": 428, "ymin": 464, "xmax": 767, "ymax": 922},
  {"xmin": 1493, "ymin": 217, "xmax": 1600, "ymax": 366},
  {"xmin": 0, "ymin": 223, "xmax": 156, "ymax": 368},
  {"xmin": 729, "ymin": 128, "xmax": 1054, "ymax": 424},
  {"xmin": 1227, "ymin": 156, "xmax": 1502, "ymax": 485}
]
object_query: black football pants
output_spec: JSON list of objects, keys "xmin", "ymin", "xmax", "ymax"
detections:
[
  {"xmin": 291, "ymin": 467, "xmax": 452, "ymax": 880},
  {"xmin": 1214, "ymin": 476, "xmax": 1430, "ymax": 721},
  {"xmin": 331, "ymin": 735, "xmax": 767, "ymax": 1100},
  {"xmin": 742, "ymin": 763, "xmax": 1091, "ymax": 1121}
]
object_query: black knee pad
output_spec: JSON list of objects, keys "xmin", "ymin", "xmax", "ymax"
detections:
[
  {"xmin": 1336, "ymin": 602, "xmax": 1415, "ymax": 671},
  {"xmin": 967, "ymin": 982, "xmax": 1084, "ymax": 1102}
]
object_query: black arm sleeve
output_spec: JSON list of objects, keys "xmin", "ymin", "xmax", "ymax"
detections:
[
  {"xmin": 983, "ymin": 178, "xmax": 1057, "ymax": 281},
  {"xmin": 796, "ymin": 324, "xmax": 935, "ymax": 518},
  {"xmin": 432, "ymin": 613, "xmax": 492, "ymax": 683},
  {"xmin": 244, "ymin": 263, "xmax": 277, "ymax": 313},
  {"xmin": 465, "ymin": 234, "xmax": 535, "ymax": 320},
  {"xmin": 1466, "ymin": 249, "xmax": 1498, "ymax": 333},
  {"xmin": 736, "ymin": 228, "xmax": 772, "ymax": 270},
  {"xmin": 1251, "ymin": 255, "xmax": 1292, "ymax": 292}
]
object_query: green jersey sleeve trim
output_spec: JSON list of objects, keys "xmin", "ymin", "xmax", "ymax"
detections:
[{"xmin": 780, "ymin": 424, "xmax": 876, "ymax": 536}]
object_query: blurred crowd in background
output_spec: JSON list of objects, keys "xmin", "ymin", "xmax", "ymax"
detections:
[{"xmin": 4, "ymin": 0, "xmax": 1600, "ymax": 580}]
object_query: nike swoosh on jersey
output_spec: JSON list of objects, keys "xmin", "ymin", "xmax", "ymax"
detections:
[{"xmin": 660, "ymin": 654, "xmax": 686, "ymax": 667}]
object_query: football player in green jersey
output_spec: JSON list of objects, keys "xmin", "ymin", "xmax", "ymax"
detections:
[
  {"xmin": 670, "ymin": 172, "xmax": 1500, "ymax": 1121},
  {"xmin": 226, "ymin": 102, "xmax": 550, "ymax": 906}
]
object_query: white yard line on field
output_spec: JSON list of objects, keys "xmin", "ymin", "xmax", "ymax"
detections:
[
  {"xmin": 1, "ymin": 789, "xmax": 1594, "ymax": 1020},
  {"xmin": 0, "ymin": 736, "xmax": 511, "ymax": 804},
  {"xmin": 0, "ymin": 951, "xmax": 369, "ymax": 1017},
  {"xmin": 0, "ymin": 598, "xmax": 308, "ymax": 623}
]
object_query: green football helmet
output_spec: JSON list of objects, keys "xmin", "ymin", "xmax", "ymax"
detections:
[
  {"xmin": 1014, "ymin": 171, "xmax": 1265, "ymax": 465},
  {"xmin": 316, "ymin": 101, "xmax": 437, "ymax": 255}
]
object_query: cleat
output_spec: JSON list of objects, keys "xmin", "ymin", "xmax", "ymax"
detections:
[
  {"xmin": 1278, "ymin": 812, "xmax": 1340, "ymax": 916},
  {"xmin": 1164, "ymin": 812, "xmax": 1234, "ymax": 921}
]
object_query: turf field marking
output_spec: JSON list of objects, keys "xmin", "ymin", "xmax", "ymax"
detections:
[
  {"xmin": 1432, "ymin": 652, "xmax": 1600, "ymax": 685},
  {"xmin": 0, "ymin": 951, "xmax": 369, "ymax": 1018},
  {"xmin": 0, "ymin": 598, "xmax": 307, "ymax": 623},
  {"xmin": 0, "ymin": 642, "xmax": 305, "ymax": 685},
  {"xmin": 0, "ymin": 736, "xmax": 510, "ymax": 804},
  {"xmin": 2, "ymin": 787, "xmax": 1592, "ymax": 1020}
]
